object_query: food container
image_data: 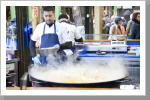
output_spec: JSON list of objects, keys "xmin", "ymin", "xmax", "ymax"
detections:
[
  {"xmin": 117, "ymin": 35, "xmax": 126, "ymax": 41},
  {"xmin": 38, "ymin": 47, "xmax": 58, "ymax": 56}
]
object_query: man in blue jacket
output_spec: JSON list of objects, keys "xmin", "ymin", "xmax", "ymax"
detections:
[{"xmin": 130, "ymin": 12, "xmax": 140, "ymax": 39}]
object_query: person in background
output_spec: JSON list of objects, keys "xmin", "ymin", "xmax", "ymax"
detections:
[
  {"xmin": 108, "ymin": 16, "xmax": 126, "ymax": 40},
  {"xmin": 76, "ymin": 25, "xmax": 85, "ymax": 40},
  {"xmin": 130, "ymin": 12, "xmax": 140, "ymax": 39},
  {"xmin": 6, "ymin": 18, "xmax": 16, "ymax": 32},
  {"xmin": 120, "ymin": 17, "xmax": 126, "ymax": 34},
  {"xmin": 102, "ymin": 15, "xmax": 110, "ymax": 34},
  {"xmin": 7, "ymin": 18, "xmax": 16, "ymax": 27},
  {"xmin": 58, "ymin": 13, "xmax": 83, "ymax": 54},
  {"xmin": 29, "ymin": 6, "xmax": 72, "ymax": 66},
  {"xmin": 110, "ymin": 15, "xmax": 116, "ymax": 27},
  {"xmin": 106, "ymin": 19, "xmax": 111, "ymax": 34},
  {"xmin": 66, "ymin": 14, "xmax": 73, "ymax": 24},
  {"xmin": 121, "ymin": 17, "xmax": 127, "ymax": 31},
  {"xmin": 126, "ymin": 13, "xmax": 133, "ymax": 39}
]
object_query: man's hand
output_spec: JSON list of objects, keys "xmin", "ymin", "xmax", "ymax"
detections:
[
  {"xmin": 53, "ymin": 44, "xmax": 60, "ymax": 50},
  {"xmin": 106, "ymin": 23, "xmax": 110, "ymax": 27},
  {"xmin": 32, "ymin": 55, "xmax": 41, "ymax": 65}
]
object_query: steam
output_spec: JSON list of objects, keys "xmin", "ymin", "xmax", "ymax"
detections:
[{"xmin": 28, "ymin": 53, "xmax": 128, "ymax": 83}]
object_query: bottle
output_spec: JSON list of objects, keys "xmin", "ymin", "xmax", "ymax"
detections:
[{"xmin": 11, "ymin": 39, "xmax": 17, "ymax": 50}]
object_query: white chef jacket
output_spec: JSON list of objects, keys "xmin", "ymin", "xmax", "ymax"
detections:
[
  {"xmin": 76, "ymin": 25, "xmax": 85, "ymax": 40},
  {"xmin": 31, "ymin": 21, "xmax": 71, "ymax": 45},
  {"xmin": 60, "ymin": 22, "xmax": 82, "ymax": 45}
]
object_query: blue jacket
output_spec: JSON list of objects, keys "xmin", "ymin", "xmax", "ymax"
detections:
[
  {"xmin": 105, "ymin": 20, "xmax": 111, "ymax": 34},
  {"xmin": 130, "ymin": 19, "xmax": 140, "ymax": 39}
]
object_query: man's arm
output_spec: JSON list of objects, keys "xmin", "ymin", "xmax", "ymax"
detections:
[
  {"xmin": 75, "ymin": 37, "xmax": 83, "ymax": 42},
  {"xmin": 126, "ymin": 21, "xmax": 131, "ymax": 35},
  {"xmin": 59, "ymin": 41, "xmax": 72, "ymax": 50},
  {"xmin": 130, "ymin": 28, "xmax": 136, "ymax": 39},
  {"xmin": 29, "ymin": 40, "xmax": 36, "ymax": 57},
  {"xmin": 59, "ymin": 24, "xmax": 72, "ymax": 49},
  {"xmin": 74, "ymin": 26, "xmax": 83, "ymax": 43},
  {"xmin": 29, "ymin": 24, "xmax": 41, "ymax": 57},
  {"xmin": 29, "ymin": 39, "xmax": 42, "ymax": 65},
  {"xmin": 102, "ymin": 23, "xmax": 107, "ymax": 30}
]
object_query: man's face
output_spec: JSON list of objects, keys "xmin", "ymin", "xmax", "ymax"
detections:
[
  {"xmin": 105, "ymin": 16, "xmax": 108, "ymax": 21},
  {"xmin": 43, "ymin": 11, "xmax": 55, "ymax": 24},
  {"xmin": 136, "ymin": 14, "xmax": 140, "ymax": 21},
  {"xmin": 118, "ymin": 20, "xmax": 123, "ymax": 25}
]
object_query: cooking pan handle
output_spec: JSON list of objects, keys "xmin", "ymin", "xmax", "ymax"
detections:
[
  {"xmin": 115, "ymin": 78, "xmax": 134, "ymax": 83},
  {"xmin": 6, "ymin": 73, "xmax": 16, "ymax": 78},
  {"xmin": 31, "ymin": 80, "xmax": 46, "ymax": 84},
  {"xmin": 7, "ymin": 73, "xmax": 16, "ymax": 76},
  {"xmin": 28, "ymin": 75, "xmax": 46, "ymax": 84}
]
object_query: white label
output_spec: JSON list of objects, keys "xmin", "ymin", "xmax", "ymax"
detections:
[
  {"xmin": 63, "ymin": 49, "xmax": 73, "ymax": 56},
  {"xmin": 120, "ymin": 85, "xmax": 135, "ymax": 90}
]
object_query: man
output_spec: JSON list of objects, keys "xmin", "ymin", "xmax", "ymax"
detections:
[
  {"xmin": 58, "ymin": 13, "xmax": 83, "ymax": 62},
  {"xmin": 66, "ymin": 14, "xmax": 73, "ymax": 24},
  {"xmin": 130, "ymin": 12, "xmax": 140, "ymax": 39},
  {"xmin": 29, "ymin": 6, "xmax": 72, "ymax": 66},
  {"xmin": 102, "ymin": 15, "xmax": 110, "ymax": 34},
  {"xmin": 58, "ymin": 13, "xmax": 83, "ymax": 56},
  {"xmin": 126, "ymin": 13, "xmax": 133, "ymax": 39},
  {"xmin": 59, "ymin": 14, "xmax": 83, "ymax": 45}
]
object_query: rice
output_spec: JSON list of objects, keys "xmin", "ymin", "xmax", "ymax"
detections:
[{"xmin": 28, "ymin": 57, "xmax": 128, "ymax": 83}]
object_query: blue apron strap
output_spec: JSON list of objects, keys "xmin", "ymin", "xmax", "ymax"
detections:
[
  {"xmin": 40, "ymin": 24, "xmax": 46, "ymax": 65},
  {"xmin": 54, "ymin": 20, "xmax": 56, "ymax": 33},
  {"xmin": 43, "ymin": 24, "xmax": 46, "ymax": 35},
  {"xmin": 40, "ymin": 24, "xmax": 46, "ymax": 48}
]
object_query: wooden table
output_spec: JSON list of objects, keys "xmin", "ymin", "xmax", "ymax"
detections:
[
  {"xmin": 6, "ymin": 87, "xmax": 20, "ymax": 90},
  {"xmin": 6, "ymin": 87, "xmax": 120, "ymax": 90},
  {"xmin": 26, "ymin": 87, "xmax": 120, "ymax": 90}
]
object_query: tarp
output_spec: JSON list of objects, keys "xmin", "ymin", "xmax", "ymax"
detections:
[{"xmin": 24, "ymin": 22, "xmax": 32, "ymax": 47}]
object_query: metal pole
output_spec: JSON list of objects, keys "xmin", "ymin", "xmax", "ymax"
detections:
[
  {"xmin": 55, "ymin": 6, "xmax": 61, "ymax": 21},
  {"xmin": 94, "ymin": 6, "xmax": 102, "ymax": 40},
  {"xmin": 28, "ymin": 6, "xmax": 32, "ymax": 20},
  {"xmin": 114, "ymin": 6, "xmax": 117, "ymax": 16},
  {"xmin": 10, "ymin": 6, "xmax": 16, "ymax": 20},
  {"xmin": 15, "ymin": 6, "xmax": 30, "ymax": 86}
]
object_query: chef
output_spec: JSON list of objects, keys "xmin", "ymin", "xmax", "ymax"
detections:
[
  {"xmin": 58, "ymin": 13, "xmax": 83, "ymax": 54},
  {"xmin": 29, "ymin": 6, "xmax": 72, "ymax": 66}
]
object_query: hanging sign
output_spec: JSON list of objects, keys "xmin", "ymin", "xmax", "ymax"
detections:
[{"xmin": 33, "ymin": 6, "xmax": 38, "ymax": 17}]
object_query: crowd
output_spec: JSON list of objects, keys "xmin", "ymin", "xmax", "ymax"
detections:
[{"xmin": 102, "ymin": 12, "xmax": 140, "ymax": 40}]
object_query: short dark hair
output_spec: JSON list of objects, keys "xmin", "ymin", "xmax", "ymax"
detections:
[
  {"xmin": 115, "ymin": 16, "xmax": 122, "ymax": 24},
  {"xmin": 43, "ymin": 6, "xmax": 55, "ymax": 13},
  {"xmin": 58, "ymin": 13, "xmax": 68, "ymax": 20},
  {"xmin": 115, "ymin": 20, "xmax": 119, "ymax": 24},
  {"xmin": 105, "ymin": 14, "xmax": 108, "ymax": 17},
  {"xmin": 132, "ymin": 12, "xmax": 140, "ymax": 20}
]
